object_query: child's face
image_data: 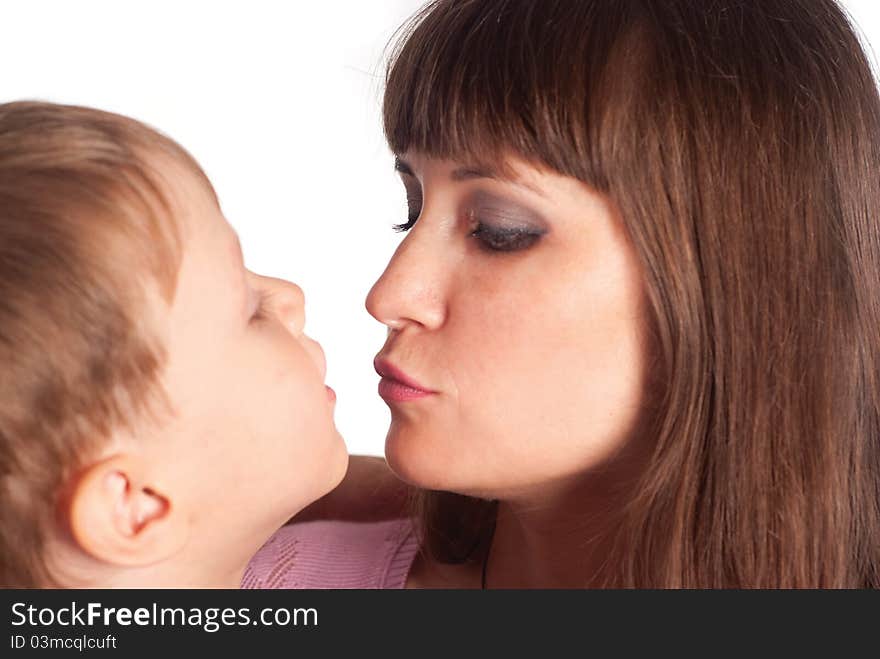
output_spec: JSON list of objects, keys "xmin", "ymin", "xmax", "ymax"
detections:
[{"xmin": 147, "ymin": 156, "xmax": 348, "ymax": 555}]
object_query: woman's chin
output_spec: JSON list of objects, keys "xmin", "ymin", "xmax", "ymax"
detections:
[{"xmin": 383, "ymin": 425, "xmax": 475, "ymax": 493}]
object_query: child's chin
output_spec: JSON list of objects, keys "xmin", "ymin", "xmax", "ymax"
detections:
[{"xmin": 323, "ymin": 431, "xmax": 350, "ymax": 492}]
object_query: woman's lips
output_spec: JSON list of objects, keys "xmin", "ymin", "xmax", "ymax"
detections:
[
  {"xmin": 325, "ymin": 385, "xmax": 336, "ymax": 403},
  {"xmin": 378, "ymin": 378, "xmax": 433, "ymax": 402},
  {"xmin": 374, "ymin": 357, "xmax": 435, "ymax": 403}
]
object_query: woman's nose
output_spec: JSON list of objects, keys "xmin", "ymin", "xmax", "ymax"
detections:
[{"xmin": 365, "ymin": 224, "xmax": 447, "ymax": 332}]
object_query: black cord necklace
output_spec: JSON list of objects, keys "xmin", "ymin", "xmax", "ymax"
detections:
[{"xmin": 480, "ymin": 519, "xmax": 497, "ymax": 589}]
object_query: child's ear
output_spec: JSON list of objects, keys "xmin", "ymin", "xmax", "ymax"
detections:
[{"xmin": 66, "ymin": 455, "xmax": 188, "ymax": 567}]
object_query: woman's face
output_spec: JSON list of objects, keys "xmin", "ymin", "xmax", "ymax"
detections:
[{"xmin": 367, "ymin": 152, "xmax": 652, "ymax": 500}]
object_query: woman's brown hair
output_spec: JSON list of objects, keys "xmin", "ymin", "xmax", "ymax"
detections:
[
  {"xmin": 384, "ymin": 0, "xmax": 880, "ymax": 587},
  {"xmin": 0, "ymin": 101, "xmax": 214, "ymax": 586}
]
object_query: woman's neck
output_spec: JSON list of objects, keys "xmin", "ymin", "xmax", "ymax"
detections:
[
  {"xmin": 406, "ymin": 473, "xmax": 631, "ymax": 589},
  {"xmin": 484, "ymin": 501, "xmax": 617, "ymax": 588},
  {"xmin": 482, "ymin": 466, "xmax": 636, "ymax": 588}
]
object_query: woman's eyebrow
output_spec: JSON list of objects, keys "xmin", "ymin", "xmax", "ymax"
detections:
[
  {"xmin": 450, "ymin": 164, "xmax": 546, "ymax": 198},
  {"xmin": 395, "ymin": 156, "xmax": 545, "ymax": 198}
]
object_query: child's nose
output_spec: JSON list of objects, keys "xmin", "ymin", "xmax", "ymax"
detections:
[
  {"xmin": 260, "ymin": 276, "xmax": 326, "ymax": 379},
  {"xmin": 272, "ymin": 280, "xmax": 306, "ymax": 336},
  {"xmin": 247, "ymin": 272, "xmax": 306, "ymax": 335}
]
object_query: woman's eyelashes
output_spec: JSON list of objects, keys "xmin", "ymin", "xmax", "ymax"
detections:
[
  {"xmin": 392, "ymin": 195, "xmax": 547, "ymax": 253},
  {"xmin": 392, "ymin": 193, "xmax": 422, "ymax": 233},
  {"xmin": 470, "ymin": 223, "xmax": 545, "ymax": 252}
]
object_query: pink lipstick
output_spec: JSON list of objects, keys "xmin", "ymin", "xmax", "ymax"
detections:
[{"xmin": 374, "ymin": 357, "xmax": 435, "ymax": 403}]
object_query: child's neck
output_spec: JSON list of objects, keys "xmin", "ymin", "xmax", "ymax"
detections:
[
  {"xmin": 51, "ymin": 523, "xmax": 269, "ymax": 588},
  {"xmin": 113, "ymin": 533, "xmax": 260, "ymax": 588},
  {"xmin": 55, "ymin": 549, "xmax": 248, "ymax": 588},
  {"xmin": 109, "ymin": 561, "xmax": 246, "ymax": 589}
]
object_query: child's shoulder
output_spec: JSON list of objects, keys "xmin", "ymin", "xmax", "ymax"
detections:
[{"xmin": 241, "ymin": 517, "xmax": 418, "ymax": 589}]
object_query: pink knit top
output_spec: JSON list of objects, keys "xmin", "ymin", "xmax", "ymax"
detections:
[{"xmin": 241, "ymin": 517, "xmax": 419, "ymax": 589}]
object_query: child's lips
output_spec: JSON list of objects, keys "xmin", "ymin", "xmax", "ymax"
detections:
[{"xmin": 325, "ymin": 385, "xmax": 336, "ymax": 402}]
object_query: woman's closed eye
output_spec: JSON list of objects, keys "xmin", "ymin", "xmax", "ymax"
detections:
[
  {"xmin": 392, "ymin": 199, "xmax": 547, "ymax": 253},
  {"xmin": 469, "ymin": 223, "xmax": 545, "ymax": 252}
]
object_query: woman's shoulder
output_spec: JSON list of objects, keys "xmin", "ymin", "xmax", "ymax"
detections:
[{"xmin": 241, "ymin": 517, "xmax": 419, "ymax": 589}]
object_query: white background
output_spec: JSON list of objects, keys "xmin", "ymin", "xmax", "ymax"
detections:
[{"xmin": 3, "ymin": 1, "xmax": 878, "ymax": 457}]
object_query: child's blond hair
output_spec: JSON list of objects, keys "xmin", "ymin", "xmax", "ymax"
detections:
[{"xmin": 0, "ymin": 101, "xmax": 215, "ymax": 586}]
